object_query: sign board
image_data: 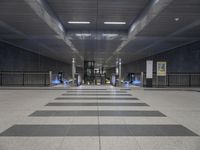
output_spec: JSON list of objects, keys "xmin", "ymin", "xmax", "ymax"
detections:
[
  {"xmin": 146, "ymin": 60, "xmax": 153, "ymax": 79},
  {"xmin": 157, "ymin": 61, "xmax": 167, "ymax": 76}
]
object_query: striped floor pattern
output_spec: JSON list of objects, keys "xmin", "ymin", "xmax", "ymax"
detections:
[{"xmin": 0, "ymin": 86, "xmax": 198, "ymax": 137}]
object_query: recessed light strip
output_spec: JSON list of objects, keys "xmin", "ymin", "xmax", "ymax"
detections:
[
  {"xmin": 76, "ymin": 33, "xmax": 91, "ymax": 37},
  {"xmin": 68, "ymin": 21, "xmax": 91, "ymax": 24},
  {"xmin": 104, "ymin": 22, "xmax": 126, "ymax": 25},
  {"xmin": 102, "ymin": 33, "xmax": 118, "ymax": 37}
]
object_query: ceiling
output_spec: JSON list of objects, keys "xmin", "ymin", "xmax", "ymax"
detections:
[{"xmin": 0, "ymin": 0, "xmax": 200, "ymax": 68}]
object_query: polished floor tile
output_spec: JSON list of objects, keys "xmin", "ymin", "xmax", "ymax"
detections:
[
  {"xmin": 0, "ymin": 137, "xmax": 63, "ymax": 150},
  {"xmin": 1, "ymin": 85, "xmax": 200, "ymax": 150},
  {"xmin": 100, "ymin": 137, "xmax": 141, "ymax": 150},
  {"xmin": 59, "ymin": 137, "xmax": 99, "ymax": 150},
  {"xmin": 136, "ymin": 137, "xmax": 200, "ymax": 150}
]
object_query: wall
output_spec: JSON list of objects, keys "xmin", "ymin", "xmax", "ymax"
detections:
[
  {"xmin": 0, "ymin": 41, "xmax": 72, "ymax": 79},
  {"xmin": 122, "ymin": 41, "xmax": 200, "ymax": 79}
]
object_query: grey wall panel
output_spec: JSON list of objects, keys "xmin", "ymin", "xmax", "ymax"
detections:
[
  {"xmin": 122, "ymin": 41, "xmax": 200, "ymax": 78},
  {"xmin": 0, "ymin": 41, "xmax": 72, "ymax": 79}
]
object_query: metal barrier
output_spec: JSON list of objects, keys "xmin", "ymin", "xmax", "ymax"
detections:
[
  {"xmin": 0, "ymin": 71, "xmax": 51, "ymax": 86},
  {"xmin": 140, "ymin": 73, "xmax": 200, "ymax": 87}
]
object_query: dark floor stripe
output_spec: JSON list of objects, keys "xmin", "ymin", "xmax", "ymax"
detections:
[
  {"xmin": 29, "ymin": 110, "xmax": 165, "ymax": 117},
  {"xmin": 0, "ymin": 125, "xmax": 197, "ymax": 136},
  {"xmin": 55, "ymin": 97, "xmax": 139, "ymax": 100},
  {"xmin": 66, "ymin": 91, "xmax": 127, "ymax": 93},
  {"xmin": 66, "ymin": 90, "xmax": 127, "ymax": 92},
  {"xmin": 45, "ymin": 102, "xmax": 149, "ymax": 106},
  {"xmin": 62, "ymin": 94, "xmax": 132, "ymax": 96},
  {"xmin": 66, "ymin": 89, "xmax": 107, "ymax": 91},
  {"xmin": 120, "ymin": 89, "xmax": 131, "ymax": 90}
]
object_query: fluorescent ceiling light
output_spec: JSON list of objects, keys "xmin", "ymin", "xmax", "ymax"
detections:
[
  {"xmin": 104, "ymin": 22, "xmax": 126, "ymax": 25},
  {"xmin": 68, "ymin": 21, "xmax": 90, "ymax": 24},
  {"xmin": 102, "ymin": 33, "xmax": 118, "ymax": 37},
  {"xmin": 76, "ymin": 33, "xmax": 91, "ymax": 37}
]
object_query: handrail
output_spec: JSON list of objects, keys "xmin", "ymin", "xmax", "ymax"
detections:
[{"xmin": 0, "ymin": 71, "xmax": 51, "ymax": 87}]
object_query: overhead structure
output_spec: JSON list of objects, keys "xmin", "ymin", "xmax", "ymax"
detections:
[
  {"xmin": 106, "ymin": 0, "xmax": 174, "ymax": 64},
  {"xmin": 0, "ymin": 0, "xmax": 199, "ymax": 67},
  {"xmin": 24, "ymin": 0, "xmax": 83, "ymax": 60}
]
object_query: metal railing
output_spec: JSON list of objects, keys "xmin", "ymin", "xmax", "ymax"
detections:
[
  {"xmin": 134, "ymin": 72, "xmax": 200, "ymax": 87},
  {"xmin": 0, "ymin": 71, "xmax": 51, "ymax": 86}
]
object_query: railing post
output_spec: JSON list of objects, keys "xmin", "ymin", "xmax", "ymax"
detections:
[
  {"xmin": 0, "ymin": 72, "xmax": 2, "ymax": 86},
  {"xmin": 44, "ymin": 73, "xmax": 46, "ymax": 86},
  {"xmin": 167, "ymin": 74, "xmax": 170, "ymax": 87},
  {"xmin": 156, "ymin": 76, "xmax": 158, "ymax": 87},
  {"xmin": 189, "ymin": 74, "xmax": 191, "ymax": 87},
  {"xmin": 22, "ymin": 72, "xmax": 25, "ymax": 86}
]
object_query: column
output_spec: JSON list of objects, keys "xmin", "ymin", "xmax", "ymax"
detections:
[
  {"xmin": 146, "ymin": 60, "xmax": 153, "ymax": 87},
  {"xmin": 72, "ymin": 58, "xmax": 76, "ymax": 86},
  {"xmin": 49, "ymin": 71, "xmax": 52, "ymax": 86},
  {"xmin": 118, "ymin": 58, "xmax": 122, "ymax": 86},
  {"xmin": 115, "ymin": 58, "xmax": 119, "ymax": 86},
  {"xmin": 116, "ymin": 58, "xmax": 119, "ymax": 76}
]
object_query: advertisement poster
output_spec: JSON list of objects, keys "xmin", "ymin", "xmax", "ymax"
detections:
[
  {"xmin": 157, "ymin": 61, "xmax": 167, "ymax": 76},
  {"xmin": 146, "ymin": 60, "xmax": 153, "ymax": 79}
]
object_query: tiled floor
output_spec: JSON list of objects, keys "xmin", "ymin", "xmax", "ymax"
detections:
[{"xmin": 0, "ymin": 85, "xmax": 200, "ymax": 150}]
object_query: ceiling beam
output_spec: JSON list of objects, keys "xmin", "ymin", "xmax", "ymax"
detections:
[
  {"xmin": 66, "ymin": 31, "xmax": 127, "ymax": 41},
  {"xmin": 128, "ymin": 36, "xmax": 200, "ymax": 41},
  {"xmin": 24, "ymin": 0, "xmax": 83, "ymax": 60},
  {"xmin": 1, "ymin": 34, "xmax": 200, "ymax": 42},
  {"xmin": 105, "ymin": 0, "xmax": 174, "ymax": 64},
  {"xmin": 132, "ymin": 20, "xmax": 200, "ymax": 56}
]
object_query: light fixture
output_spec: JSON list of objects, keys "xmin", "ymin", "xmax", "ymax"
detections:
[
  {"xmin": 104, "ymin": 22, "xmax": 126, "ymax": 25},
  {"xmin": 102, "ymin": 33, "xmax": 118, "ymax": 37},
  {"xmin": 68, "ymin": 21, "xmax": 91, "ymax": 24},
  {"xmin": 75, "ymin": 33, "xmax": 91, "ymax": 37},
  {"xmin": 174, "ymin": 17, "xmax": 180, "ymax": 21}
]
